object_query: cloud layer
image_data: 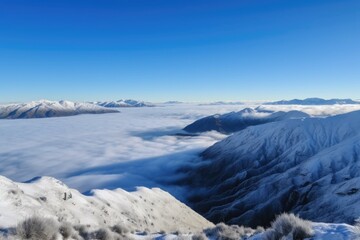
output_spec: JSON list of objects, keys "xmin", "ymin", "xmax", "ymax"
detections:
[
  {"xmin": 0, "ymin": 104, "xmax": 240, "ymax": 194},
  {"xmin": 1, "ymin": 103, "xmax": 360, "ymax": 197}
]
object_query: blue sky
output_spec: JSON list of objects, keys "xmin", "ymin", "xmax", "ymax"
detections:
[{"xmin": 0, "ymin": 0, "xmax": 359, "ymax": 102}]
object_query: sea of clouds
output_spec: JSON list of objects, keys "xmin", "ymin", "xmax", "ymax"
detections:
[
  {"xmin": 0, "ymin": 104, "xmax": 240, "ymax": 196},
  {"xmin": 1, "ymin": 103, "xmax": 360, "ymax": 199}
]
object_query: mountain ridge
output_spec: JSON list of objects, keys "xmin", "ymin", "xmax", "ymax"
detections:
[
  {"xmin": 183, "ymin": 107, "xmax": 310, "ymax": 134},
  {"xmin": 0, "ymin": 175, "xmax": 213, "ymax": 232},
  {"xmin": 265, "ymin": 98, "xmax": 359, "ymax": 105},
  {"xmin": 182, "ymin": 110, "xmax": 360, "ymax": 227},
  {"xmin": 0, "ymin": 100, "xmax": 119, "ymax": 119},
  {"xmin": 94, "ymin": 99, "xmax": 155, "ymax": 108}
]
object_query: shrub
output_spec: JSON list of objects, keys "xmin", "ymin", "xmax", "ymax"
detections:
[
  {"xmin": 205, "ymin": 223, "xmax": 244, "ymax": 240},
  {"xmin": 353, "ymin": 219, "xmax": 360, "ymax": 238},
  {"xmin": 204, "ymin": 222, "xmax": 258, "ymax": 240},
  {"xmin": 173, "ymin": 235, "xmax": 192, "ymax": 240},
  {"xmin": 113, "ymin": 233, "xmax": 134, "ymax": 240},
  {"xmin": 192, "ymin": 232, "xmax": 208, "ymax": 240},
  {"xmin": 254, "ymin": 226, "xmax": 265, "ymax": 234},
  {"xmin": 59, "ymin": 222, "xmax": 73, "ymax": 239},
  {"xmin": 92, "ymin": 228, "xmax": 113, "ymax": 240},
  {"xmin": 263, "ymin": 213, "xmax": 314, "ymax": 240},
  {"xmin": 15, "ymin": 216, "xmax": 58, "ymax": 240},
  {"xmin": 74, "ymin": 225, "xmax": 91, "ymax": 240},
  {"xmin": 110, "ymin": 224, "xmax": 129, "ymax": 236}
]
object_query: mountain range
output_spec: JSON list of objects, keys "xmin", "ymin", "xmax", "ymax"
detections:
[
  {"xmin": 0, "ymin": 100, "xmax": 119, "ymax": 119},
  {"xmin": 265, "ymin": 98, "xmax": 359, "ymax": 105},
  {"xmin": 94, "ymin": 99, "xmax": 155, "ymax": 108},
  {"xmin": 184, "ymin": 108, "xmax": 310, "ymax": 134}
]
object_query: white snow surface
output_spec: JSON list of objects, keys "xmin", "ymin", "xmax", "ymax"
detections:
[
  {"xmin": 0, "ymin": 100, "xmax": 118, "ymax": 119},
  {"xmin": 0, "ymin": 175, "xmax": 213, "ymax": 232}
]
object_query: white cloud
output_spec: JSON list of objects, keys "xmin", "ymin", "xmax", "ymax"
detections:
[
  {"xmin": 257, "ymin": 104, "xmax": 360, "ymax": 117},
  {"xmin": 1, "ymin": 103, "xmax": 359, "ymax": 196},
  {"xmin": 0, "ymin": 104, "xmax": 237, "ymax": 193}
]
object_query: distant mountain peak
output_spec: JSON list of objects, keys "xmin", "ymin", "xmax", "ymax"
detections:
[
  {"xmin": 184, "ymin": 108, "xmax": 310, "ymax": 134},
  {"xmin": 94, "ymin": 99, "xmax": 155, "ymax": 108},
  {"xmin": 0, "ymin": 100, "xmax": 118, "ymax": 119},
  {"xmin": 265, "ymin": 98, "xmax": 359, "ymax": 105}
]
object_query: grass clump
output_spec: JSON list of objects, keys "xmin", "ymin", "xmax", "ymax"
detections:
[
  {"xmin": 263, "ymin": 213, "xmax": 314, "ymax": 240},
  {"xmin": 204, "ymin": 222, "xmax": 255, "ymax": 240},
  {"xmin": 15, "ymin": 216, "xmax": 58, "ymax": 240}
]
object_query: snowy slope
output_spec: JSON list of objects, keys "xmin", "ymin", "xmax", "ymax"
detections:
[
  {"xmin": 265, "ymin": 97, "xmax": 359, "ymax": 105},
  {"xmin": 0, "ymin": 100, "xmax": 118, "ymax": 119},
  {"xmin": 95, "ymin": 99, "xmax": 154, "ymax": 108},
  {"xmin": 2, "ymin": 176, "xmax": 360, "ymax": 240},
  {"xmin": 0, "ymin": 175, "xmax": 213, "ymax": 233},
  {"xmin": 183, "ymin": 110, "xmax": 360, "ymax": 227},
  {"xmin": 184, "ymin": 107, "xmax": 309, "ymax": 133}
]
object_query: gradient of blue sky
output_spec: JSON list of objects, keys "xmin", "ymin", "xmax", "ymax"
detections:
[{"xmin": 0, "ymin": 0, "xmax": 359, "ymax": 102}]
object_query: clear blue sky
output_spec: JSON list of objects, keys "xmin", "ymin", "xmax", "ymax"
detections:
[{"xmin": 0, "ymin": 0, "xmax": 359, "ymax": 102}]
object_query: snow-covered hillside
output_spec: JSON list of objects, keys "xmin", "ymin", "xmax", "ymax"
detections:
[
  {"xmin": 184, "ymin": 108, "xmax": 309, "ymax": 133},
  {"xmin": 2, "ymin": 176, "xmax": 360, "ymax": 240},
  {"xmin": 0, "ymin": 175, "xmax": 213, "ymax": 233},
  {"xmin": 265, "ymin": 97, "xmax": 359, "ymax": 105},
  {"xmin": 183, "ymin": 110, "xmax": 360, "ymax": 227},
  {"xmin": 0, "ymin": 100, "xmax": 118, "ymax": 119},
  {"xmin": 94, "ymin": 99, "xmax": 154, "ymax": 108}
]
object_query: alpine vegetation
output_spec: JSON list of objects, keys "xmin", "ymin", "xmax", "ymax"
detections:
[
  {"xmin": 12, "ymin": 218, "xmax": 135, "ymax": 240},
  {"xmin": 262, "ymin": 213, "xmax": 313, "ymax": 240},
  {"xmin": 59, "ymin": 222, "xmax": 74, "ymax": 239},
  {"xmin": 204, "ymin": 222, "xmax": 259, "ymax": 240},
  {"xmin": 15, "ymin": 216, "xmax": 59, "ymax": 240}
]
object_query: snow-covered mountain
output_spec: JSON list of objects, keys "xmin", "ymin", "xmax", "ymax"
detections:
[
  {"xmin": 163, "ymin": 101, "xmax": 183, "ymax": 104},
  {"xmin": 95, "ymin": 99, "xmax": 154, "ymax": 108},
  {"xmin": 0, "ymin": 100, "xmax": 119, "ymax": 119},
  {"xmin": 182, "ymin": 110, "xmax": 360, "ymax": 227},
  {"xmin": 199, "ymin": 101, "xmax": 244, "ymax": 106},
  {"xmin": 0, "ymin": 175, "xmax": 213, "ymax": 233},
  {"xmin": 184, "ymin": 108, "xmax": 310, "ymax": 134},
  {"xmin": 265, "ymin": 98, "xmax": 359, "ymax": 105}
]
